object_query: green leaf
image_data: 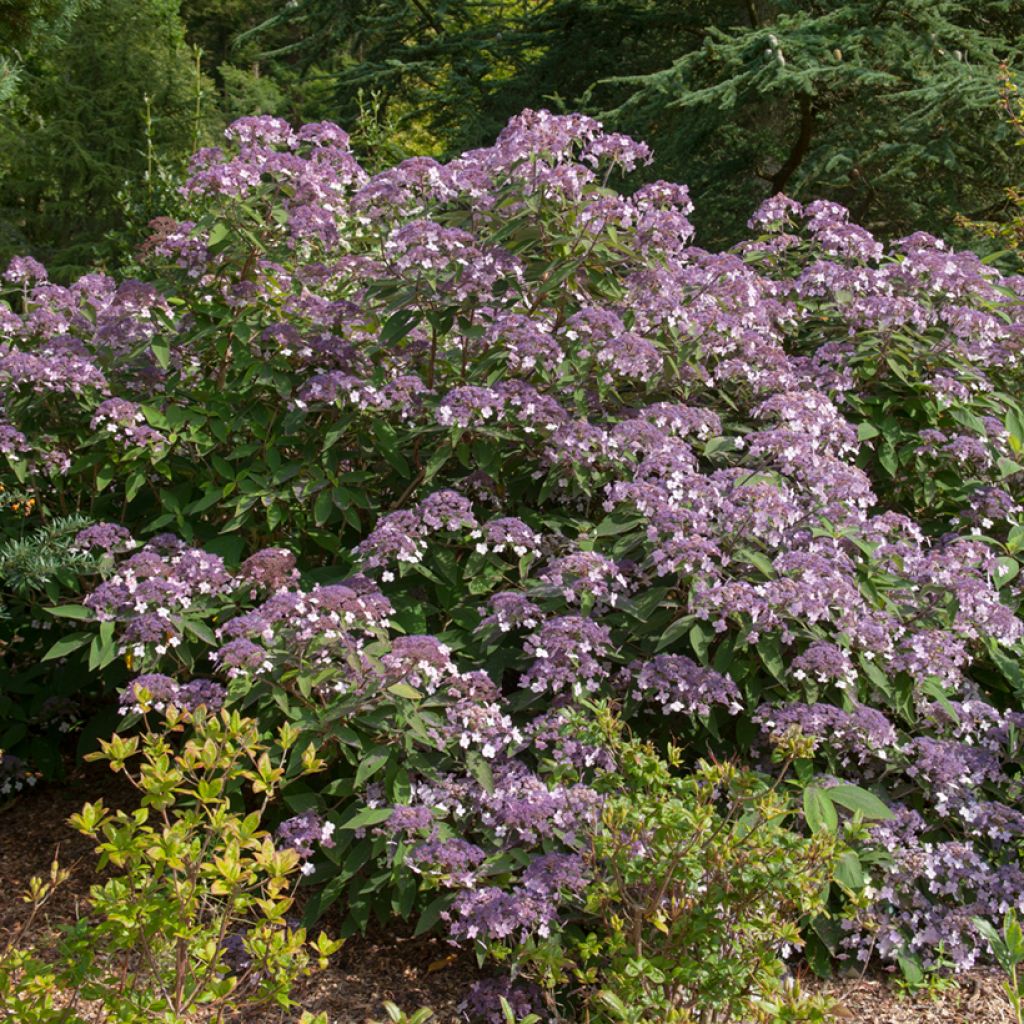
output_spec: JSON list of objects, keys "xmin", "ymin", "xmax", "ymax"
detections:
[
  {"xmin": 803, "ymin": 932, "xmax": 833, "ymax": 979},
  {"xmin": 619, "ymin": 586, "xmax": 670, "ymax": 622},
  {"xmin": 738, "ymin": 548, "xmax": 775, "ymax": 578},
  {"xmin": 884, "ymin": 354, "xmax": 911, "ymax": 383},
  {"xmin": 466, "ymin": 751, "xmax": 494, "ymax": 794},
  {"xmin": 989, "ymin": 641, "xmax": 1024, "ymax": 692},
  {"xmin": 757, "ymin": 636, "xmax": 785, "ymax": 681},
  {"xmin": 689, "ymin": 622, "xmax": 712, "ymax": 665},
  {"xmin": 998, "ymin": 457, "xmax": 1024, "ymax": 480},
  {"xmin": 897, "ymin": 953, "xmax": 924, "ymax": 988},
  {"xmin": 834, "ymin": 850, "xmax": 865, "ymax": 890},
  {"xmin": 1005, "ymin": 912, "xmax": 1024, "ymax": 960},
  {"xmin": 354, "ymin": 748, "xmax": 391, "ymax": 788},
  {"xmin": 45, "ymin": 605, "xmax": 92, "ymax": 621},
  {"xmin": 125, "ymin": 471, "xmax": 146, "ymax": 502},
  {"xmin": 878, "ymin": 440, "xmax": 899, "ymax": 476},
  {"xmin": 803, "ymin": 785, "xmax": 838, "ymax": 833},
  {"xmin": 422, "ymin": 442, "xmax": 453, "ymax": 484},
  {"xmin": 971, "ymin": 916, "xmax": 1005, "ymax": 954},
  {"xmin": 920, "ymin": 677, "xmax": 957, "ymax": 720},
  {"xmin": 594, "ymin": 514, "xmax": 639, "ymax": 537},
  {"xmin": 380, "ymin": 309, "xmax": 422, "ymax": 344},
  {"xmin": 387, "ymin": 683, "xmax": 423, "ymax": 700},
  {"xmin": 858, "ymin": 655, "xmax": 892, "ymax": 698},
  {"xmin": 183, "ymin": 486, "xmax": 224, "ymax": 515},
  {"xmin": 391, "ymin": 602, "xmax": 429, "ymax": 635},
  {"xmin": 207, "ymin": 221, "xmax": 230, "ymax": 248},
  {"xmin": 314, "ymin": 489, "xmax": 334, "ymax": 526},
  {"xmin": 656, "ymin": 615, "xmax": 694, "ymax": 652},
  {"xmin": 414, "ymin": 893, "xmax": 454, "ymax": 937},
  {"xmin": 1006, "ymin": 408, "xmax": 1024, "ymax": 454},
  {"xmin": 825, "ymin": 784, "xmax": 893, "ymax": 820},
  {"xmin": 595, "ymin": 991, "xmax": 630, "ymax": 1020},
  {"xmin": 183, "ymin": 619, "xmax": 216, "ymax": 645},
  {"xmin": 994, "ymin": 557, "xmax": 1020, "ymax": 588},
  {"xmin": 88, "ymin": 620, "xmax": 118, "ymax": 671},
  {"xmin": 41, "ymin": 632, "xmax": 92, "ymax": 661},
  {"xmin": 338, "ymin": 806, "xmax": 394, "ymax": 831},
  {"xmin": 151, "ymin": 338, "xmax": 170, "ymax": 369}
]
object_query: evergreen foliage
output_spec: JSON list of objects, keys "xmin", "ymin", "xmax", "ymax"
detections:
[
  {"xmin": 604, "ymin": 0, "xmax": 1024, "ymax": 244},
  {"xmin": 0, "ymin": 513, "xmax": 95, "ymax": 607},
  {"xmin": 4, "ymin": 1, "xmax": 1024, "ymax": 267},
  {"xmin": 0, "ymin": 0, "xmax": 216, "ymax": 279},
  {"xmin": 0, "ymin": 0, "xmax": 90, "ymax": 102},
  {"xmin": 235, "ymin": 0, "xmax": 1024, "ymax": 245},
  {"xmin": 960, "ymin": 64, "xmax": 1024, "ymax": 270}
]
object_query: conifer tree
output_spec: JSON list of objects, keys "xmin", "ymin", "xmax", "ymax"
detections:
[
  {"xmin": 0, "ymin": 0, "xmax": 215, "ymax": 277},
  {"xmin": 236, "ymin": 0, "xmax": 1024, "ymax": 244}
]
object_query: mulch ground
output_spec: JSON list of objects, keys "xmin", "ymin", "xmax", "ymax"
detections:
[{"xmin": 0, "ymin": 759, "xmax": 1014, "ymax": 1024}]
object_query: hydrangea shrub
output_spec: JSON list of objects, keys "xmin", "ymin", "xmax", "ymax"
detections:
[
  {"xmin": 3, "ymin": 108, "xmax": 1024, "ymax": 1007},
  {"xmin": 453, "ymin": 706, "xmax": 840, "ymax": 1024}
]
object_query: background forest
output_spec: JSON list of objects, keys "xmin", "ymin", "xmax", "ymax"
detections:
[{"xmin": 4, "ymin": 0, "xmax": 1024, "ymax": 280}]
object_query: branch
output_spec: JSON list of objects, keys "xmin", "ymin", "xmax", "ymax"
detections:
[
  {"xmin": 770, "ymin": 93, "xmax": 814, "ymax": 194},
  {"xmin": 408, "ymin": 0, "xmax": 441, "ymax": 35}
]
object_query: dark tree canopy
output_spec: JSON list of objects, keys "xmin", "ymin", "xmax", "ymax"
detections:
[
  {"xmin": 233, "ymin": 0, "xmax": 1024, "ymax": 245},
  {"xmin": 0, "ymin": 0, "xmax": 216, "ymax": 277},
  {"xmin": 2, "ymin": 0, "xmax": 1024, "ymax": 270},
  {"xmin": 603, "ymin": 0, "xmax": 1024, "ymax": 243},
  {"xmin": 0, "ymin": 0, "xmax": 90, "ymax": 101}
]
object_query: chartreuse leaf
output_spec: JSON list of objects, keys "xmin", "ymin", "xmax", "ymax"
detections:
[{"xmin": 388, "ymin": 683, "xmax": 423, "ymax": 700}]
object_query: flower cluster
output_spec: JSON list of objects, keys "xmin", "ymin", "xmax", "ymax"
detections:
[
  {"xmin": 0, "ymin": 752, "xmax": 38, "ymax": 797},
  {"xmin": 754, "ymin": 702, "xmax": 898, "ymax": 771},
  {"xmin": 631, "ymin": 655, "xmax": 742, "ymax": 717},
  {"xmin": 118, "ymin": 673, "xmax": 226, "ymax": 715},
  {"xmin": 84, "ymin": 537, "xmax": 233, "ymax": 657},
  {"xmin": 843, "ymin": 805, "xmax": 1024, "ymax": 972},
  {"xmin": 276, "ymin": 811, "xmax": 337, "ymax": 874},
  {"xmin": 90, "ymin": 398, "xmax": 166, "ymax": 450},
  {"xmin": 445, "ymin": 852, "xmax": 588, "ymax": 944}
]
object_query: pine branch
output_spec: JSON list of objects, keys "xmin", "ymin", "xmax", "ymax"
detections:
[{"xmin": 0, "ymin": 514, "xmax": 98, "ymax": 595}]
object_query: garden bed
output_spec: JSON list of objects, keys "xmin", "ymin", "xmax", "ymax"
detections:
[
  {"xmin": 5, "ymin": 107, "xmax": 1024, "ymax": 1022},
  {"xmin": 1, "ymin": 767, "xmax": 1013, "ymax": 1024}
]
